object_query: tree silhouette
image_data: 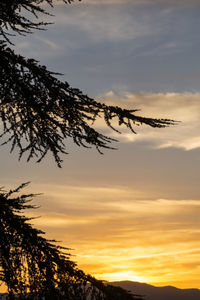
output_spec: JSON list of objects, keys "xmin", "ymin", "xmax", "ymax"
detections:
[
  {"xmin": 0, "ymin": 183, "xmax": 144, "ymax": 300},
  {"xmin": 0, "ymin": 0, "xmax": 175, "ymax": 298}
]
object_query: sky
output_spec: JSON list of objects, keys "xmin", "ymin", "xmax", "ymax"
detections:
[{"xmin": 1, "ymin": 0, "xmax": 200, "ymax": 289}]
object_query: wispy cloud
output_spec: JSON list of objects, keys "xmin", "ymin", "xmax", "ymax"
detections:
[
  {"xmin": 96, "ymin": 91, "xmax": 200, "ymax": 151},
  {"xmin": 53, "ymin": 5, "xmax": 151, "ymax": 43},
  {"xmin": 28, "ymin": 183, "xmax": 200, "ymax": 288}
]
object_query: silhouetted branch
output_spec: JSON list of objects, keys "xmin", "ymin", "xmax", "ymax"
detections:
[
  {"xmin": 0, "ymin": 0, "xmax": 176, "ymax": 167},
  {"xmin": 0, "ymin": 42, "xmax": 175, "ymax": 167}
]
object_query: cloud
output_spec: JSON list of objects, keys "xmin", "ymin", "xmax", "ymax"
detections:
[
  {"xmin": 52, "ymin": 5, "xmax": 151, "ymax": 43},
  {"xmin": 14, "ymin": 34, "xmax": 64, "ymax": 60},
  {"xmin": 0, "ymin": 179, "xmax": 194, "ymax": 289},
  {"xmin": 95, "ymin": 91, "xmax": 200, "ymax": 151},
  {"xmin": 14, "ymin": 0, "xmax": 200, "ymax": 96},
  {"xmin": 24, "ymin": 182, "xmax": 200, "ymax": 288}
]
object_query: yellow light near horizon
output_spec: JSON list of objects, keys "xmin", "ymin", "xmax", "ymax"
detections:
[
  {"xmin": 21, "ymin": 183, "xmax": 200, "ymax": 290},
  {"xmin": 95, "ymin": 271, "xmax": 147, "ymax": 283}
]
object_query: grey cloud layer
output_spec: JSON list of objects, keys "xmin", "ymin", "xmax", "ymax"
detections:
[
  {"xmin": 78, "ymin": 0, "xmax": 200, "ymax": 7},
  {"xmin": 14, "ymin": 0, "xmax": 200, "ymax": 95}
]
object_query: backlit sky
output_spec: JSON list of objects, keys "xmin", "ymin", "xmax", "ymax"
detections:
[{"xmin": 1, "ymin": 0, "xmax": 200, "ymax": 289}]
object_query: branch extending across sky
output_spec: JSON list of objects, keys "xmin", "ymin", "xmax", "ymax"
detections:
[
  {"xmin": 0, "ymin": 0, "xmax": 176, "ymax": 168},
  {"xmin": 0, "ymin": 42, "xmax": 175, "ymax": 167},
  {"xmin": 0, "ymin": 0, "xmax": 176, "ymax": 167}
]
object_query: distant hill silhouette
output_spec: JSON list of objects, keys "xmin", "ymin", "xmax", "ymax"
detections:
[
  {"xmin": 110, "ymin": 281, "xmax": 200, "ymax": 300},
  {"xmin": 1, "ymin": 281, "xmax": 200, "ymax": 300}
]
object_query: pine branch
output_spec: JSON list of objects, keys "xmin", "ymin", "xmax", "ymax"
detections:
[{"xmin": 0, "ymin": 43, "xmax": 176, "ymax": 167}]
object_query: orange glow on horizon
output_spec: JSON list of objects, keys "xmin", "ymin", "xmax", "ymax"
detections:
[
  {"xmin": 94, "ymin": 271, "xmax": 148, "ymax": 283},
  {"xmin": 25, "ymin": 183, "xmax": 200, "ymax": 290},
  {"xmin": 1, "ymin": 183, "xmax": 200, "ymax": 292}
]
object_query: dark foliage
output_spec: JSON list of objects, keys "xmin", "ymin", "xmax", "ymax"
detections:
[
  {"xmin": 0, "ymin": 0, "xmax": 175, "ymax": 167},
  {"xmin": 0, "ymin": 184, "xmax": 144, "ymax": 300},
  {"xmin": 0, "ymin": 41, "xmax": 175, "ymax": 167}
]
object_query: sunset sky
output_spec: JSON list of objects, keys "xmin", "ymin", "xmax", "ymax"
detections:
[{"xmin": 1, "ymin": 0, "xmax": 200, "ymax": 289}]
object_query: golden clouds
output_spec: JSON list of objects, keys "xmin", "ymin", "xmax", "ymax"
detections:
[{"xmin": 28, "ymin": 183, "xmax": 200, "ymax": 288}]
